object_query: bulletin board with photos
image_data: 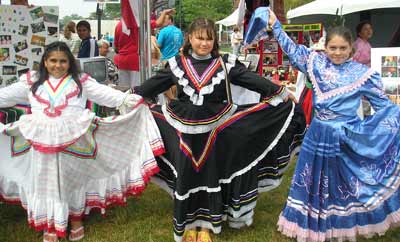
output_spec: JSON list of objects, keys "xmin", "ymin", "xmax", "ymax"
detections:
[
  {"xmin": 0, "ymin": 5, "xmax": 59, "ymax": 87},
  {"xmin": 371, "ymin": 47, "xmax": 400, "ymax": 105},
  {"xmin": 257, "ymin": 23, "xmax": 323, "ymax": 83}
]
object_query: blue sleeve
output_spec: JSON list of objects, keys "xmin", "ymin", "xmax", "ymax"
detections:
[
  {"xmin": 157, "ymin": 29, "xmax": 166, "ymax": 48},
  {"xmin": 271, "ymin": 20, "xmax": 311, "ymax": 74},
  {"xmin": 360, "ymin": 72, "xmax": 395, "ymax": 110}
]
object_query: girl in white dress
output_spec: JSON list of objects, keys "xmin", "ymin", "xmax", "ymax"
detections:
[{"xmin": 0, "ymin": 41, "xmax": 164, "ymax": 242}]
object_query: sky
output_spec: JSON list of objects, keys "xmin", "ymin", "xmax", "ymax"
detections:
[{"xmin": 2, "ymin": 0, "xmax": 100, "ymax": 18}]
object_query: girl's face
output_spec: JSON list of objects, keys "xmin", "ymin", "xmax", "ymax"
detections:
[
  {"xmin": 325, "ymin": 35, "xmax": 352, "ymax": 65},
  {"xmin": 77, "ymin": 26, "xmax": 90, "ymax": 40},
  {"xmin": 359, "ymin": 24, "xmax": 373, "ymax": 40},
  {"xmin": 189, "ymin": 29, "xmax": 214, "ymax": 57},
  {"xmin": 44, "ymin": 51, "xmax": 70, "ymax": 78}
]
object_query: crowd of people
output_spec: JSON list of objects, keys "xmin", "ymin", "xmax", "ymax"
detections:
[{"xmin": 2, "ymin": 3, "xmax": 400, "ymax": 242}]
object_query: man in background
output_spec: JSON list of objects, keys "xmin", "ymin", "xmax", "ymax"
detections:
[{"xmin": 157, "ymin": 14, "xmax": 183, "ymax": 61}]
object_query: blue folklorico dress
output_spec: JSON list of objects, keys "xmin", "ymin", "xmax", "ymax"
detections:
[{"xmin": 272, "ymin": 20, "xmax": 400, "ymax": 241}]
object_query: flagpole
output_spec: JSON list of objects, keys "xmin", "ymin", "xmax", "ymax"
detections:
[{"xmin": 139, "ymin": 0, "xmax": 152, "ymax": 84}]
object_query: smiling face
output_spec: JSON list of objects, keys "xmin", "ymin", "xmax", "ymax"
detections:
[
  {"xmin": 325, "ymin": 35, "xmax": 352, "ymax": 65},
  {"xmin": 44, "ymin": 50, "xmax": 70, "ymax": 78},
  {"xmin": 189, "ymin": 29, "xmax": 215, "ymax": 57}
]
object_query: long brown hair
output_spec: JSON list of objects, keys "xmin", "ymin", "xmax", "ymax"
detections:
[
  {"xmin": 182, "ymin": 18, "xmax": 220, "ymax": 58},
  {"xmin": 31, "ymin": 41, "xmax": 82, "ymax": 97}
]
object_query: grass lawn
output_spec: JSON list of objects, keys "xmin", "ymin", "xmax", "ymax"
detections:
[{"xmin": 1, "ymin": 160, "xmax": 400, "ymax": 242}]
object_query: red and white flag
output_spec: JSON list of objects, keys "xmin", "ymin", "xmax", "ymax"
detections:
[
  {"xmin": 236, "ymin": 0, "xmax": 246, "ymax": 27},
  {"xmin": 121, "ymin": 0, "xmax": 140, "ymax": 36}
]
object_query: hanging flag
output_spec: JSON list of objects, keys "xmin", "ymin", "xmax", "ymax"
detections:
[
  {"xmin": 236, "ymin": 0, "xmax": 246, "ymax": 27},
  {"xmin": 120, "ymin": 0, "xmax": 140, "ymax": 36}
]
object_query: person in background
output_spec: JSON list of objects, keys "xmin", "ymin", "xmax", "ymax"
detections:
[
  {"xmin": 60, "ymin": 21, "xmax": 81, "ymax": 57},
  {"xmin": 98, "ymin": 39, "xmax": 118, "ymax": 86},
  {"xmin": 353, "ymin": 21, "xmax": 373, "ymax": 116},
  {"xmin": 353, "ymin": 21, "xmax": 373, "ymax": 67},
  {"xmin": 231, "ymin": 26, "xmax": 243, "ymax": 56},
  {"xmin": 157, "ymin": 13, "xmax": 184, "ymax": 61},
  {"xmin": 114, "ymin": 8, "xmax": 176, "ymax": 90},
  {"xmin": 77, "ymin": 20, "xmax": 99, "ymax": 58}
]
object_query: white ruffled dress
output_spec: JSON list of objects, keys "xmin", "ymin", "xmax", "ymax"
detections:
[{"xmin": 0, "ymin": 71, "xmax": 164, "ymax": 237}]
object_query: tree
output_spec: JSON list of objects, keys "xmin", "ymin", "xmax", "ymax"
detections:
[
  {"xmin": 284, "ymin": 0, "xmax": 314, "ymax": 13},
  {"xmin": 176, "ymin": 0, "xmax": 232, "ymax": 30},
  {"xmin": 103, "ymin": 3, "xmax": 121, "ymax": 20},
  {"xmin": 60, "ymin": 14, "xmax": 84, "ymax": 29}
]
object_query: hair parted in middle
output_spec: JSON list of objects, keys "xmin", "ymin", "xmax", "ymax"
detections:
[{"xmin": 182, "ymin": 18, "xmax": 220, "ymax": 58}]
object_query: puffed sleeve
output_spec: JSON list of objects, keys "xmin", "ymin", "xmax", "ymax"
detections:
[
  {"xmin": 271, "ymin": 20, "xmax": 311, "ymax": 73},
  {"xmin": 225, "ymin": 54, "xmax": 288, "ymax": 105},
  {"xmin": 133, "ymin": 66, "xmax": 175, "ymax": 98},
  {"xmin": 82, "ymin": 75, "xmax": 127, "ymax": 107},
  {"xmin": 0, "ymin": 74, "xmax": 30, "ymax": 108}
]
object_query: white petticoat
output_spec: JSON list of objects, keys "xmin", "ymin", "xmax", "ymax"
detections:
[{"xmin": 0, "ymin": 100, "xmax": 164, "ymax": 237}]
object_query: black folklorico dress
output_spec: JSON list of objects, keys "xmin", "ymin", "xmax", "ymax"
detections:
[{"xmin": 134, "ymin": 53, "xmax": 305, "ymax": 241}]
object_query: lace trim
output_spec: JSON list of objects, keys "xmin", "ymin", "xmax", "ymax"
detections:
[
  {"xmin": 169, "ymin": 57, "xmax": 226, "ymax": 106},
  {"xmin": 31, "ymin": 74, "xmax": 89, "ymax": 117},
  {"xmin": 307, "ymin": 52, "xmax": 375, "ymax": 101}
]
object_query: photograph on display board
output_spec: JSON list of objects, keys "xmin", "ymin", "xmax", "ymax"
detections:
[
  {"xmin": 263, "ymin": 53, "xmax": 278, "ymax": 65},
  {"xmin": 5, "ymin": 76, "xmax": 17, "ymax": 85},
  {"xmin": 47, "ymin": 26, "xmax": 58, "ymax": 37},
  {"xmin": 262, "ymin": 66, "xmax": 276, "ymax": 78},
  {"xmin": 29, "ymin": 7, "xmax": 45, "ymax": 20},
  {"xmin": 384, "ymin": 82, "xmax": 398, "ymax": 104},
  {"xmin": 245, "ymin": 54, "xmax": 260, "ymax": 72},
  {"xmin": 18, "ymin": 25, "xmax": 29, "ymax": 36},
  {"xmin": 17, "ymin": 68, "xmax": 29, "ymax": 77},
  {"xmin": 31, "ymin": 47, "xmax": 42, "ymax": 56},
  {"xmin": 382, "ymin": 67, "xmax": 398, "ymax": 78},
  {"xmin": 2, "ymin": 65, "xmax": 17, "ymax": 75},
  {"xmin": 13, "ymin": 39, "xmax": 28, "ymax": 52},
  {"xmin": 32, "ymin": 61, "xmax": 40, "ymax": 71},
  {"xmin": 0, "ymin": 35, "xmax": 12, "ymax": 45},
  {"xmin": 31, "ymin": 22, "xmax": 46, "ymax": 34},
  {"xmin": 0, "ymin": 48, "xmax": 10, "ymax": 61},
  {"xmin": 382, "ymin": 56, "xmax": 397, "ymax": 67},
  {"xmin": 31, "ymin": 35, "xmax": 46, "ymax": 47},
  {"xmin": 263, "ymin": 41, "xmax": 278, "ymax": 53},
  {"xmin": 14, "ymin": 54, "xmax": 28, "ymax": 66},
  {"xmin": 44, "ymin": 13, "xmax": 58, "ymax": 24}
]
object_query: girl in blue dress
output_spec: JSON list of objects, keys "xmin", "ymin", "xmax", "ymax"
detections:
[{"xmin": 265, "ymin": 9, "xmax": 400, "ymax": 242}]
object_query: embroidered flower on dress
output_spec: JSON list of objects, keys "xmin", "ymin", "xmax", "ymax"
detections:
[
  {"xmin": 315, "ymin": 108, "xmax": 341, "ymax": 121},
  {"xmin": 381, "ymin": 117, "xmax": 400, "ymax": 134},
  {"xmin": 338, "ymin": 176, "xmax": 361, "ymax": 200}
]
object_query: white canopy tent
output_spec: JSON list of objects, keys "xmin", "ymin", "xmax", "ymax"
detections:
[
  {"xmin": 216, "ymin": 8, "xmax": 239, "ymax": 27},
  {"xmin": 286, "ymin": 0, "xmax": 400, "ymax": 47},
  {"xmin": 215, "ymin": 8, "xmax": 241, "ymax": 43},
  {"xmin": 287, "ymin": 0, "xmax": 400, "ymax": 19}
]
